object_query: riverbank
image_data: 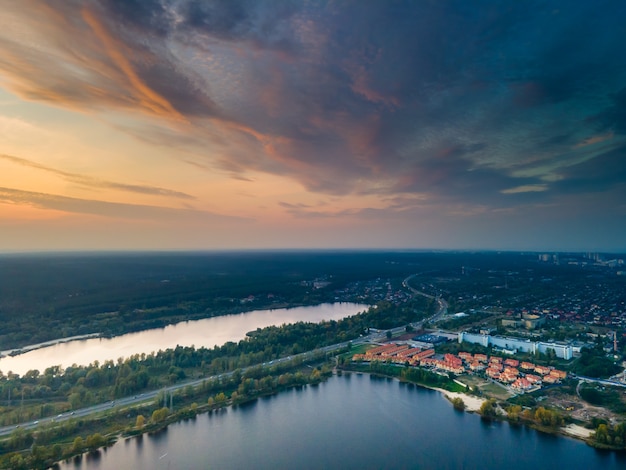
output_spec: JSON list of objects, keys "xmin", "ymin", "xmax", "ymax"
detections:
[
  {"xmin": 434, "ymin": 388, "xmax": 486, "ymax": 412},
  {"xmin": 563, "ymin": 424, "xmax": 593, "ymax": 439},
  {"xmin": 0, "ymin": 333, "xmax": 101, "ymax": 358},
  {"xmin": 0, "ymin": 303, "xmax": 370, "ymax": 375},
  {"xmin": 346, "ymin": 366, "xmax": 599, "ymax": 448}
]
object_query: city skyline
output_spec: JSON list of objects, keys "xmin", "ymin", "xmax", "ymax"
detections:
[{"xmin": 1, "ymin": 1, "xmax": 625, "ymax": 252}]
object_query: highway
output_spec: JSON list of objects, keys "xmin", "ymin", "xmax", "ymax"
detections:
[
  {"xmin": 402, "ymin": 274, "xmax": 449, "ymax": 325},
  {"xmin": 0, "ymin": 343, "xmax": 359, "ymax": 438},
  {"xmin": 0, "ymin": 275, "xmax": 443, "ymax": 438}
]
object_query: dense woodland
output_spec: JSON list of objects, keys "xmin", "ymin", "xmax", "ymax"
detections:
[
  {"xmin": 0, "ymin": 251, "xmax": 463, "ymax": 349},
  {"xmin": 2, "ymin": 251, "xmax": 623, "ymax": 350}
]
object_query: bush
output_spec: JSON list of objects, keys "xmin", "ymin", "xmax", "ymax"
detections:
[{"xmin": 451, "ymin": 397, "xmax": 466, "ymax": 410}]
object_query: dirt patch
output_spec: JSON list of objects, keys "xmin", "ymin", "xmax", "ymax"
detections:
[{"xmin": 543, "ymin": 391, "xmax": 622, "ymax": 426}]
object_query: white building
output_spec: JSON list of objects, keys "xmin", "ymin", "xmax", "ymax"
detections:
[{"xmin": 458, "ymin": 332, "xmax": 573, "ymax": 360}]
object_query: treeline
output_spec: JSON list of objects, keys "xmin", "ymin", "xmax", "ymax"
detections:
[
  {"xmin": 590, "ymin": 422, "xmax": 626, "ymax": 449},
  {"xmin": 0, "ymin": 360, "xmax": 333, "ymax": 470},
  {"xmin": 0, "ymin": 251, "xmax": 448, "ymax": 349},
  {"xmin": 502, "ymin": 404, "xmax": 564, "ymax": 428},
  {"xmin": 347, "ymin": 361, "xmax": 464, "ymax": 392}
]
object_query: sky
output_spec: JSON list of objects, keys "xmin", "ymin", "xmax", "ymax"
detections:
[{"xmin": 0, "ymin": 0, "xmax": 625, "ymax": 253}]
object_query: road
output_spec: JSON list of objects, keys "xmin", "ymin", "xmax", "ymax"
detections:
[
  {"xmin": 574, "ymin": 374, "xmax": 626, "ymax": 391},
  {"xmin": 402, "ymin": 274, "xmax": 449, "ymax": 326},
  {"xmin": 0, "ymin": 276, "xmax": 446, "ymax": 437},
  {"xmin": 0, "ymin": 342, "xmax": 360, "ymax": 438}
]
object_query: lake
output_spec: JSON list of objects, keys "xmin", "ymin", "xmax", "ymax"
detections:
[
  {"xmin": 0, "ymin": 303, "xmax": 368, "ymax": 376},
  {"xmin": 58, "ymin": 373, "xmax": 626, "ymax": 470}
]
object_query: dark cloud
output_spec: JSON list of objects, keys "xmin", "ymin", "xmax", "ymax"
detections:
[
  {"xmin": 101, "ymin": 0, "xmax": 174, "ymax": 37},
  {"xmin": 2, "ymin": 0, "xmax": 626, "ymax": 217},
  {"xmin": 550, "ymin": 144, "xmax": 626, "ymax": 194},
  {"xmin": 392, "ymin": 143, "xmax": 546, "ymax": 207},
  {"xmin": 596, "ymin": 87, "xmax": 626, "ymax": 134}
]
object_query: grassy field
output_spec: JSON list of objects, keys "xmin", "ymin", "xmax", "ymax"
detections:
[{"xmin": 457, "ymin": 375, "xmax": 512, "ymax": 400}]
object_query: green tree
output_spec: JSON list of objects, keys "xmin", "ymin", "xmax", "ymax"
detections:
[
  {"xmin": 479, "ymin": 399, "xmax": 497, "ymax": 419},
  {"xmin": 151, "ymin": 407, "xmax": 169, "ymax": 423},
  {"xmin": 9, "ymin": 453, "xmax": 27, "ymax": 470},
  {"xmin": 85, "ymin": 433, "xmax": 105, "ymax": 452},
  {"xmin": 594, "ymin": 424, "xmax": 610, "ymax": 444},
  {"xmin": 506, "ymin": 405, "xmax": 522, "ymax": 422},
  {"xmin": 215, "ymin": 392, "xmax": 227, "ymax": 405},
  {"xmin": 72, "ymin": 436, "xmax": 84, "ymax": 453},
  {"xmin": 451, "ymin": 397, "xmax": 465, "ymax": 411}
]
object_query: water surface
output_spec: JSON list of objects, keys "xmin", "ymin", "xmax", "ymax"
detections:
[
  {"xmin": 59, "ymin": 374, "xmax": 626, "ymax": 470},
  {"xmin": 0, "ymin": 303, "xmax": 367, "ymax": 375}
]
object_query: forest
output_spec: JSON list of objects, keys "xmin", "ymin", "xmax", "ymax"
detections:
[
  {"xmin": 0, "ymin": 251, "xmax": 465, "ymax": 349},
  {"xmin": 3, "ymin": 250, "xmax": 620, "ymax": 350}
]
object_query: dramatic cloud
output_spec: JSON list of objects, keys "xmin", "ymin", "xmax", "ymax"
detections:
[{"xmin": 0, "ymin": 0, "xmax": 625, "ymax": 250}]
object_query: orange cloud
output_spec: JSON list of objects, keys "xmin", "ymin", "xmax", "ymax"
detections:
[{"xmin": 81, "ymin": 7, "xmax": 186, "ymax": 122}]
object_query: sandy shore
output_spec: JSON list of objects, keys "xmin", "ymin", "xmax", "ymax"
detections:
[
  {"xmin": 433, "ymin": 388, "xmax": 486, "ymax": 412},
  {"xmin": 563, "ymin": 423, "xmax": 592, "ymax": 439},
  {"xmin": 435, "ymin": 389, "xmax": 594, "ymax": 442}
]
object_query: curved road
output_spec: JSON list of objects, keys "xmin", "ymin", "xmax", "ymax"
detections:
[{"xmin": 403, "ymin": 274, "xmax": 449, "ymax": 326}]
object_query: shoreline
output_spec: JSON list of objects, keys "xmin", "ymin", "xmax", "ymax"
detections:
[
  {"xmin": 354, "ymin": 370, "xmax": 596, "ymax": 446},
  {"xmin": 432, "ymin": 387, "xmax": 486, "ymax": 412},
  {"xmin": 0, "ymin": 301, "xmax": 370, "ymax": 362},
  {"xmin": 0, "ymin": 333, "xmax": 101, "ymax": 359},
  {"xmin": 431, "ymin": 385, "xmax": 594, "ymax": 443}
]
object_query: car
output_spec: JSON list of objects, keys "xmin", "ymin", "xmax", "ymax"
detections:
[{"xmin": 33, "ymin": 420, "xmax": 39, "ymax": 425}]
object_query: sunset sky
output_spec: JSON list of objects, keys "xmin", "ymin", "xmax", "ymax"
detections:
[{"xmin": 1, "ymin": 1, "xmax": 625, "ymax": 252}]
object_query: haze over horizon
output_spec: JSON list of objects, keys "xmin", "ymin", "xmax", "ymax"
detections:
[{"xmin": 1, "ymin": 1, "xmax": 625, "ymax": 253}]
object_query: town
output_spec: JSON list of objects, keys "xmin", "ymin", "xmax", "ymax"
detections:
[{"xmin": 352, "ymin": 340, "xmax": 569, "ymax": 393}]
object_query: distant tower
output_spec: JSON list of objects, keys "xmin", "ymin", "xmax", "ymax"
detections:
[{"xmin": 614, "ymin": 331, "xmax": 618, "ymax": 352}]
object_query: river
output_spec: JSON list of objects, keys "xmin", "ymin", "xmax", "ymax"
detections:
[
  {"xmin": 58, "ymin": 373, "xmax": 625, "ymax": 470},
  {"xmin": 0, "ymin": 303, "xmax": 368, "ymax": 376}
]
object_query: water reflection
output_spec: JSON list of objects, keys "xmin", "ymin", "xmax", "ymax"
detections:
[
  {"xmin": 148, "ymin": 427, "xmax": 168, "ymax": 443},
  {"xmin": 85, "ymin": 451, "xmax": 102, "ymax": 464},
  {"xmin": 57, "ymin": 375, "xmax": 625, "ymax": 470},
  {"xmin": 0, "ymin": 303, "xmax": 368, "ymax": 375}
]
